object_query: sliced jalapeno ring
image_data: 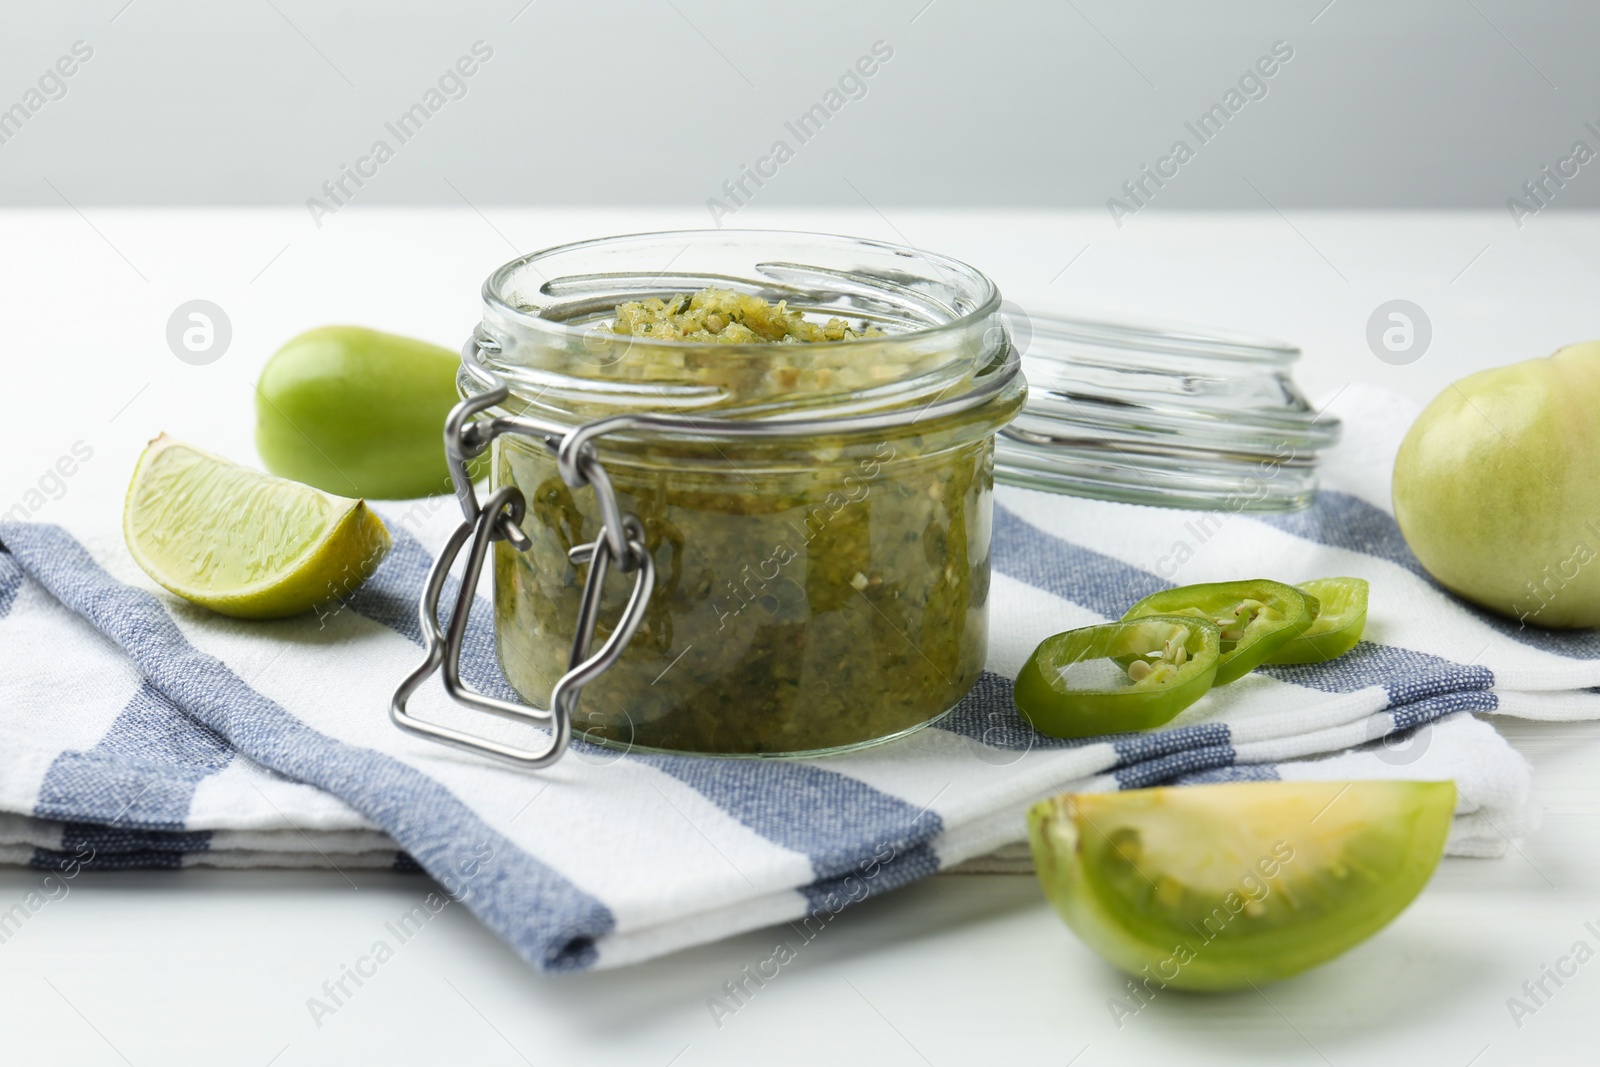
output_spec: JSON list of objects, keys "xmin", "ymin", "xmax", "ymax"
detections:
[
  {"xmin": 1264, "ymin": 577, "xmax": 1369, "ymax": 665},
  {"xmin": 1121, "ymin": 579, "xmax": 1314, "ymax": 685},
  {"xmin": 1013, "ymin": 615, "xmax": 1222, "ymax": 739}
]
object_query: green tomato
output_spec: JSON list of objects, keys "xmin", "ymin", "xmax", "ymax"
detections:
[
  {"xmin": 256, "ymin": 326, "xmax": 472, "ymax": 500},
  {"xmin": 1393, "ymin": 342, "xmax": 1600, "ymax": 628},
  {"xmin": 1013, "ymin": 616, "xmax": 1221, "ymax": 739},
  {"xmin": 1027, "ymin": 780, "xmax": 1455, "ymax": 991}
]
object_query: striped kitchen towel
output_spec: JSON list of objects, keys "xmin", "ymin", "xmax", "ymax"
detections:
[{"xmin": 0, "ymin": 383, "xmax": 1580, "ymax": 971}]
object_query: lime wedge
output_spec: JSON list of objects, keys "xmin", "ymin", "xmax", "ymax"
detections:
[{"xmin": 124, "ymin": 434, "xmax": 392, "ymax": 619}]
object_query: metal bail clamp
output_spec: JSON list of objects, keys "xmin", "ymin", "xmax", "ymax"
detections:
[
  {"xmin": 391, "ymin": 327, "xmax": 1021, "ymax": 769},
  {"xmin": 389, "ymin": 352, "xmax": 656, "ymax": 770}
]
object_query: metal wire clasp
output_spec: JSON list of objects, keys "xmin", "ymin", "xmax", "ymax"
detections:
[
  {"xmin": 389, "ymin": 375, "xmax": 656, "ymax": 770},
  {"xmin": 392, "ymin": 325, "xmax": 1021, "ymax": 768}
]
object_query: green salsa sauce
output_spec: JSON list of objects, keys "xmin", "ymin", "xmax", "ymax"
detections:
[{"xmin": 490, "ymin": 288, "xmax": 1019, "ymax": 755}]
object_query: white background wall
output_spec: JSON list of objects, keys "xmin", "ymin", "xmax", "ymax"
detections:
[{"xmin": 3, "ymin": 0, "xmax": 1599, "ymax": 214}]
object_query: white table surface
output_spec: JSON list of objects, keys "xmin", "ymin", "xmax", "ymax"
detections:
[{"xmin": 3, "ymin": 206, "xmax": 1599, "ymax": 1066}]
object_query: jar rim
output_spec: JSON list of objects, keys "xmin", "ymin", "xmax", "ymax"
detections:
[{"xmin": 480, "ymin": 228, "xmax": 1002, "ymax": 350}]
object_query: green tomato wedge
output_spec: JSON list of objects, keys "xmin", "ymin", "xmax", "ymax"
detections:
[
  {"xmin": 1265, "ymin": 578, "xmax": 1370, "ymax": 665},
  {"xmin": 1122, "ymin": 579, "xmax": 1314, "ymax": 685},
  {"xmin": 1028, "ymin": 780, "xmax": 1456, "ymax": 991},
  {"xmin": 1013, "ymin": 616, "xmax": 1221, "ymax": 739}
]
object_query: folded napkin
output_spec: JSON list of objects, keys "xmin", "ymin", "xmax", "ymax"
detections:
[{"xmin": 0, "ymin": 383, "xmax": 1580, "ymax": 971}]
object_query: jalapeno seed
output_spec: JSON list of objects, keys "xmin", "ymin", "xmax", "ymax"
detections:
[{"xmin": 1123, "ymin": 580, "xmax": 1315, "ymax": 685}]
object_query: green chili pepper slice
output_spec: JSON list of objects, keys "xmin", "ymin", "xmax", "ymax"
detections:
[
  {"xmin": 1013, "ymin": 615, "xmax": 1222, "ymax": 739},
  {"xmin": 1121, "ymin": 579, "xmax": 1314, "ymax": 685},
  {"xmin": 1263, "ymin": 578, "xmax": 1369, "ymax": 665}
]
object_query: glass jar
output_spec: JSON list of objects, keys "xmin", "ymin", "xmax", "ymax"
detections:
[{"xmin": 459, "ymin": 231, "xmax": 1023, "ymax": 758}]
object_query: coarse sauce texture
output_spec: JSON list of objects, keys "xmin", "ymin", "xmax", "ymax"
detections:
[
  {"xmin": 610, "ymin": 287, "xmax": 883, "ymax": 344},
  {"xmin": 490, "ymin": 288, "xmax": 1013, "ymax": 755}
]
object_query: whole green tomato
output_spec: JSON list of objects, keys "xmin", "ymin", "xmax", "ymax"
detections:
[
  {"xmin": 1392, "ymin": 341, "xmax": 1600, "ymax": 627},
  {"xmin": 256, "ymin": 326, "xmax": 469, "ymax": 500}
]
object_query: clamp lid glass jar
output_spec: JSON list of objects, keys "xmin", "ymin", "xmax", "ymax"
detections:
[{"xmin": 394, "ymin": 230, "xmax": 1024, "ymax": 764}]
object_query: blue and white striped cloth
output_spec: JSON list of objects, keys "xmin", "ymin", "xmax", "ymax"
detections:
[{"xmin": 0, "ymin": 384, "xmax": 1580, "ymax": 971}]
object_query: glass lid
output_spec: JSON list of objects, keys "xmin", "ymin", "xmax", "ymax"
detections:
[{"xmin": 997, "ymin": 311, "xmax": 1340, "ymax": 513}]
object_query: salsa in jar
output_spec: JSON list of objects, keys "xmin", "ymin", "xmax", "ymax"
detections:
[{"xmin": 472, "ymin": 231, "xmax": 1024, "ymax": 756}]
